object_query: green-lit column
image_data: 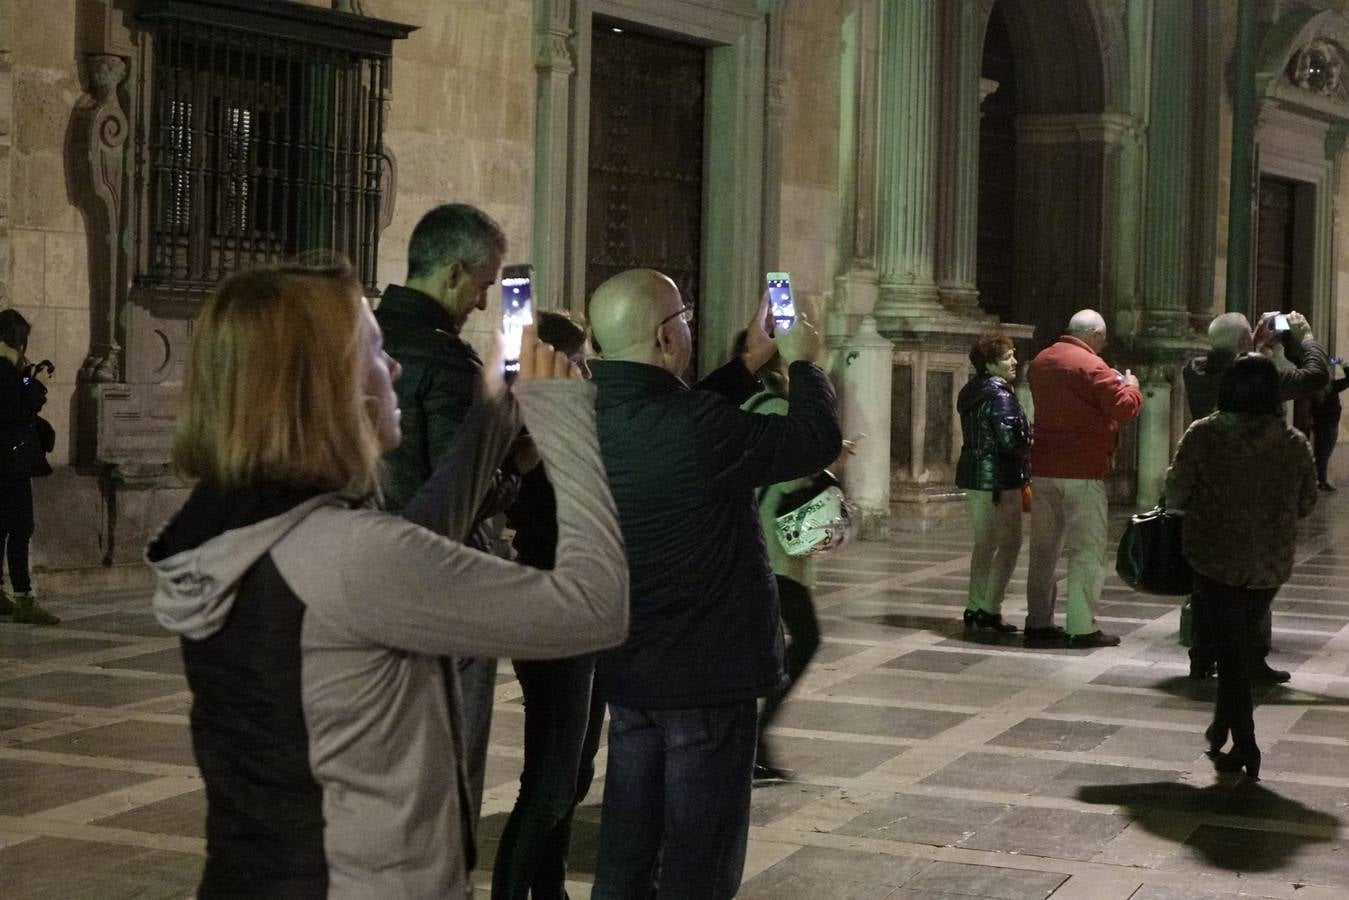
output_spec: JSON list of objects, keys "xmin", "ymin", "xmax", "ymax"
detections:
[
  {"xmin": 1139, "ymin": 0, "xmax": 1193, "ymax": 329},
  {"xmin": 1225, "ymin": 0, "xmax": 1258, "ymax": 314}
]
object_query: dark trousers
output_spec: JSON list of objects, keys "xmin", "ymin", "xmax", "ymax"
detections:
[
  {"xmin": 1189, "ymin": 592, "xmax": 1272, "ymax": 669},
  {"xmin": 757, "ymin": 575, "xmax": 819, "ymax": 749},
  {"xmin": 1193, "ymin": 573, "xmax": 1276, "ymax": 751},
  {"xmin": 0, "ymin": 479, "xmax": 34, "ymax": 594},
  {"xmin": 1313, "ymin": 418, "xmax": 1339, "ymax": 484},
  {"xmin": 492, "ymin": 655, "xmax": 605, "ymax": 900},
  {"xmin": 593, "ymin": 700, "xmax": 758, "ymax": 900}
]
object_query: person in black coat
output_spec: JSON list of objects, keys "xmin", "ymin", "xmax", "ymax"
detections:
[
  {"xmin": 373, "ymin": 203, "xmax": 514, "ymax": 829},
  {"xmin": 1182, "ymin": 310, "xmax": 1327, "ymax": 683},
  {"xmin": 587, "ymin": 269, "xmax": 840, "ymax": 899},
  {"xmin": 956, "ymin": 333, "xmax": 1030, "ymax": 633},
  {"xmin": 494, "ymin": 310, "xmax": 607, "ymax": 900},
  {"xmin": 1309, "ymin": 359, "xmax": 1348, "ymax": 491},
  {"xmin": 0, "ymin": 309, "xmax": 58, "ymax": 625}
]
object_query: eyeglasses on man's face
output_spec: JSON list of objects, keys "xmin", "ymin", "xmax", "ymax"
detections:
[{"xmin": 657, "ymin": 306, "xmax": 694, "ymax": 329}]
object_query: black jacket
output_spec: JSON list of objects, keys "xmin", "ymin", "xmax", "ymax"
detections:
[
  {"xmin": 374, "ymin": 285, "xmax": 484, "ymax": 513},
  {"xmin": 0, "ymin": 358, "xmax": 53, "ymax": 480},
  {"xmin": 1183, "ymin": 336, "xmax": 1329, "ymax": 419},
  {"xmin": 375, "ymin": 284, "xmax": 518, "ymax": 550},
  {"xmin": 955, "ymin": 373, "xmax": 1030, "ymax": 494},
  {"xmin": 591, "ymin": 357, "xmax": 841, "ymax": 708}
]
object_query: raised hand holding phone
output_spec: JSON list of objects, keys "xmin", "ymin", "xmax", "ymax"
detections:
[
  {"xmin": 777, "ymin": 298, "xmax": 822, "ymax": 364},
  {"xmin": 741, "ymin": 292, "xmax": 777, "ymax": 372}
]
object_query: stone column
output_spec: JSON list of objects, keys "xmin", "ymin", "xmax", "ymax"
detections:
[
  {"xmin": 833, "ymin": 1, "xmax": 881, "ymax": 323},
  {"xmin": 760, "ymin": 5, "xmax": 788, "ymax": 271},
  {"xmin": 1137, "ymin": 0, "xmax": 1193, "ymax": 338},
  {"xmin": 873, "ymin": 0, "xmax": 942, "ymax": 319},
  {"xmin": 1135, "ymin": 367, "xmax": 1171, "ymax": 510},
  {"xmin": 531, "ymin": 0, "xmax": 575, "ymax": 311},
  {"xmin": 838, "ymin": 316, "xmax": 894, "ymax": 539},
  {"xmin": 935, "ymin": 0, "xmax": 982, "ymax": 312}
]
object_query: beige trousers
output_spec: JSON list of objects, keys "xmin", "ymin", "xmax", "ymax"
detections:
[
  {"xmin": 966, "ymin": 488, "xmax": 1024, "ymax": 615},
  {"xmin": 1025, "ymin": 477, "xmax": 1108, "ymax": 635}
]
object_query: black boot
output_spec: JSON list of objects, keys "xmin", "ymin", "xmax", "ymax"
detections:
[{"xmin": 963, "ymin": 609, "xmax": 1018, "ymax": 633}]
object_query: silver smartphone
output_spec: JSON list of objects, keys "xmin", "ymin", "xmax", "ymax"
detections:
[
  {"xmin": 501, "ymin": 265, "xmax": 534, "ymax": 373},
  {"xmin": 766, "ymin": 271, "xmax": 796, "ymax": 333}
]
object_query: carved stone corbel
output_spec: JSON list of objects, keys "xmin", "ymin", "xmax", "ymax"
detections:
[
  {"xmin": 379, "ymin": 145, "xmax": 398, "ymax": 235},
  {"xmin": 80, "ymin": 53, "xmax": 131, "ymax": 384}
]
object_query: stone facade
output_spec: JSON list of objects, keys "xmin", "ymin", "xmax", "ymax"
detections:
[{"xmin": 8, "ymin": 0, "xmax": 1349, "ymax": 576}]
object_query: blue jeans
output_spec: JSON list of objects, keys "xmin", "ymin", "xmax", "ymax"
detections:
[
  {"xmin": 492, "ymin": 655, "xmax": 605, "ymax": 900},
  {"xmin": 593, "ymin": 700, "xmax": 758, "ymax": 900}
]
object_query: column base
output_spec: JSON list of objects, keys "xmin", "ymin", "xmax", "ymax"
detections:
[
  {"xmin": 875, "ymin": 280, "xmax": 944, "ymax": 319},
  {"xmin": 889, "ymin": 484, "xmax": 967, "ymax": 534},
  {"xmin": 937, "ymin": 283, "xmax": 984, "ymax": 315}
]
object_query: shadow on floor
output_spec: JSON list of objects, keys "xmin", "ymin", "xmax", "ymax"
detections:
[
  {"xmin": 1076, "ymin": 780, "xmax": 1340, "ymax": 873},
  {"xmin": 1151, "ymin": 674, "xmax": 1349, "ymax": 708}
]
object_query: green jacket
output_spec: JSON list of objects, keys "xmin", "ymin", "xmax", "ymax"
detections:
[{"xmin": 374, "ymin": 285, "xmax": 483, "ymax": 513}]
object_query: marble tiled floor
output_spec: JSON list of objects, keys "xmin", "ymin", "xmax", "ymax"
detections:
[{"xmin": 4, "ymin": 498, "xmax": 1349, "ymax": 899}]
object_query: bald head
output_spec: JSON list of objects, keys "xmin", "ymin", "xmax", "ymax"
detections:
[
  {"xmin": 1066, "ymin": 309, "xmax": 1107, "ymax": 353},
  {"xmin": 1208, "ymin": 312, "xmax": 1253, "ymax": 354},
  {"xmin": 589, "ymin": 268, "xmax": 689, "ymax": 371}
]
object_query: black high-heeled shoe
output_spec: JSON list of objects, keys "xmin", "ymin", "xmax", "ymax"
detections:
[
  {"xmin": 963, "ymin": 609, "xmax": 1018, "ymax": 633},
  {"xmin": 1204, "ymin": 723, "xmax": 1227, "ymax": 757},
  {"xmin": 1212, "ymin": 746, "xmax": 1260, "ymax": 780}
]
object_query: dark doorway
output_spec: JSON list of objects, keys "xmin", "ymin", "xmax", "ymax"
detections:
[
  {"xmin": 977, "ymin": 5, "xmax": 1017, "ymax": 321},
  {"xmin": 1255, "ymin": 174, "xmax": 1314, "ymax": 320},
  {"xmin": 586, "ymin": 23, "xmax": 706, "ymax": 367}
]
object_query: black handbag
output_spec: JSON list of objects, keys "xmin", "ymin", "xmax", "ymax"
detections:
[{"xmin": 1115, "ymin": 505, "xmax": 1192, "ymax": 595}]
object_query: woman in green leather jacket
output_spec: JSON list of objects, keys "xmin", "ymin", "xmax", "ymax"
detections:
[{"xmin": 956, "ymin": 334, "xmax": 1031, "ymax": 633}]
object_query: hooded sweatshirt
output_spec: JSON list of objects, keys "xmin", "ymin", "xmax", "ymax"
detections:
[
  {"xmin": 147, "ymin": 380, "xmax": 628, "ymax": 899},
  {"xmin": 1164, "ymin": 412, "xmax": 1317, "ymax": 589}
]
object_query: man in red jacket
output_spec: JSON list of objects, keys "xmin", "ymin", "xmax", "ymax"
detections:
[{"xmin": 1025, "ymin": 310, "xmax": 1142, "ymax": 647}]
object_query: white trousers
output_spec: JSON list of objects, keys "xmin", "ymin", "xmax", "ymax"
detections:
[
  {"xmin": 966, "ymin": 489, "xmax": 1024, "ymax": 615},
  {"xmin": 1025, "ymin": 477, "xmax": 1108, "ymax": 635}
]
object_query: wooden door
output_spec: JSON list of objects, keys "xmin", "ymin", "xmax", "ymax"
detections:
[
  {"xmin": 586, "ymin": 24, "xmax": 706, "ymax": 367},
  {"xmin": 1256, "ymin": 175, "xmax": 1296, "ymax": 317}
]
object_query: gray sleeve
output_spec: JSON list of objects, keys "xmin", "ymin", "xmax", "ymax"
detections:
[
  {"xmin": 274, "ymin": 380, "xmax": 629, "ymax": 660},
  {"xmin": 400, "ymin": 389, "xmax": 520, "ymax": 540}
]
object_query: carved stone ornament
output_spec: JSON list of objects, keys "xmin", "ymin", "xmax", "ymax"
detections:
[
  {"xmin": 81, "ymin": 53, "xmax": 131, "ymax": 384},
  {"xmin": 1289, "ymin": 38, "xmax": 1347, "ymax": 100},
  {"xmin": 536, "ymin": 30, "xmax": 573, "ymax": 71}
]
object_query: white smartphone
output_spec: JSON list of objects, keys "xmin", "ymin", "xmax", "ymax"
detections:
[
  {"xmin": 766, "ymin": 272, "xmax": 796, "ymax": 332},
  {"xmin": 501, "ymin": 264, "xmax": 534, "ymax": 373}
]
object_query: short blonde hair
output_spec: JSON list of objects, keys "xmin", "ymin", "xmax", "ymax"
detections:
[{"xmin": 174, "ymin": 264, "xmax": 384, "ymax": 497}]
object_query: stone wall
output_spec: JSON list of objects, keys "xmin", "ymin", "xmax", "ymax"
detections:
[
  {"xmin": 365, "ymin": 0, "xmax": 535, "ymax": 355},
  {"xmin": 6, "ymin": 0, "xmax": 90, "ymax": 469},
  {"xmin": 777, "ymin": 0, "xmax": 846, "ymax": 303}
]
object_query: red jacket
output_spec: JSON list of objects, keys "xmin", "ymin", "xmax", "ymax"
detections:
[{"xmin": 1028, "ymin": 336, "xmax": 1142, "ymax": 479}]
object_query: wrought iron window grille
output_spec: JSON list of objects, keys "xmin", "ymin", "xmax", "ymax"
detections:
[{"xmin": 131, "ymin": 0, "xmax": 414, "ymax": 299}]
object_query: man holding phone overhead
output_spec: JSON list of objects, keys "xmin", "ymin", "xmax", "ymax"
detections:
[
  {"xmin": 374, "ymin": 202, "xmax": 512, "ymax": 829},
  {"xmin": 587, "ymin": 269, "xmax": 841, "ymax": 899}
]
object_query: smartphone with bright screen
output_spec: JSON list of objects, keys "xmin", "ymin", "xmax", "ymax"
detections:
[
  {"xmin": 501, "ymin": 265, "xmax": 534, "ymax": 373},
  {"xmin": 766, "ymin": 272, "xmax": 796, "ymax": 332},
  {"xmin": 1274, "ymin": 314, "xmax": 1290, "ymax": 332}
]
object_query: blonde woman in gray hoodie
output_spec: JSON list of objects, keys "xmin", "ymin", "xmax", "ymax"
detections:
[
  {"xmin": 147, "ymin": 264, "xmax": 628, "ymax": 899},
  {"xmin": 1165, "ymin": 353, "xmax": 1316, "ymax": 781}
]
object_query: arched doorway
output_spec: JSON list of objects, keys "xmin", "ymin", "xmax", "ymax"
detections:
[{"xmin": 975, "ymin": 0, "xmax": 1121, "ymax": 348}]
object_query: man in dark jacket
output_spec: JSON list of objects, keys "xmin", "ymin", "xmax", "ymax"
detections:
[
  {"xmin": 375, "ymin": 202, "xmax": 508, "ymax": 824},
  {"xmin": 1182, "ymin": 310, "xmax": 1327, "ymax": 683},
  {"xmin": 1183, "ymin": 311, "xmax": 1328, "ymax": 419},
  {"xmin": 588, "ymin": 269, "xmax": 841, "ymax": 899}
]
